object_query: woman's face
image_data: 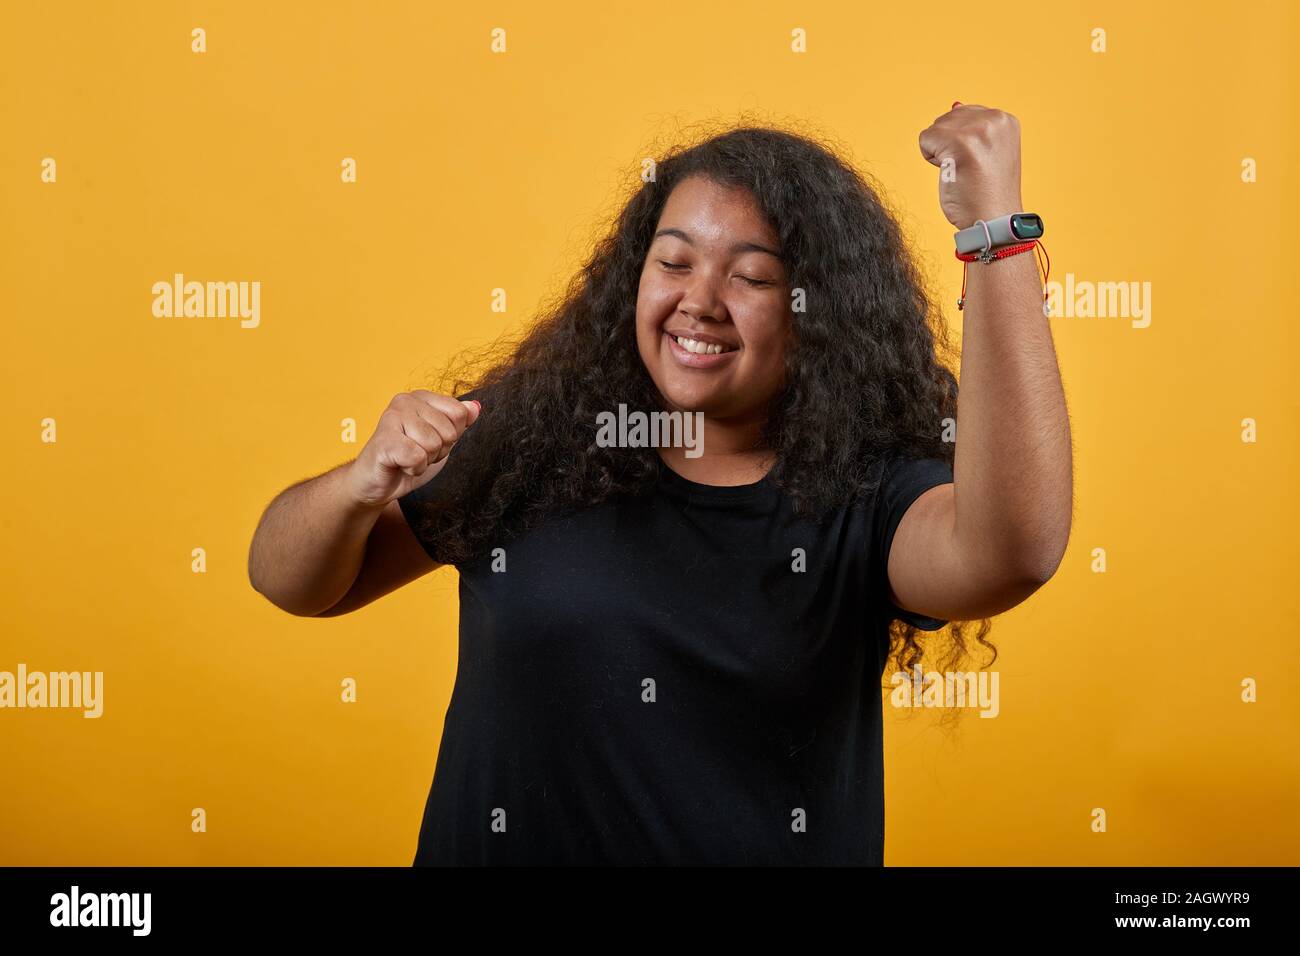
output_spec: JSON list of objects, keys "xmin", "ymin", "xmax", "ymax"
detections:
[{"xmin": 635, "ymin": 175, "xmax": 793, "ymax": 421}]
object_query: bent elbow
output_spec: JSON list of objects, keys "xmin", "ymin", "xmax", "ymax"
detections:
[
  {"xmin": 1016, "ymin": 530, "xmax": 1070, "ymax": 588},
  {"xmin": 248, "ymin": 573, "xmax": 332, "ymax": 618}
]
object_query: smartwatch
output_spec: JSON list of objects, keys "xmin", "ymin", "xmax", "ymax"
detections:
[{"xmin": 954, "ymin": 213, "xmax": 1044, "ymax": 256}]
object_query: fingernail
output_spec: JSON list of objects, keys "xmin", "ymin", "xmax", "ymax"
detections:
[
  {"xmin": 472, "ymin": 400, "xmax": 482, "ymax": 412},
  {"xmin": 952, "ymin": 101, "xmax": 962, "ymax": 109}
]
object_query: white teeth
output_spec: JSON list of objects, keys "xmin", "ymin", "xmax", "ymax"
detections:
[{"xmin": 673, "ymin": 335, "xmax": 731, "ymax": 355}]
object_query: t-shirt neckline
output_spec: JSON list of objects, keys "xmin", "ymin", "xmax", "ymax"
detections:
[{"xmin": 656, "ymin": 455, "xmax": 776, "ymax": 500}]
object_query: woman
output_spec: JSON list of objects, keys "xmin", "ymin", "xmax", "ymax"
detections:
[{"xmin": 249, "ymin": 105, "xmax": 1072, "ymax": 865}]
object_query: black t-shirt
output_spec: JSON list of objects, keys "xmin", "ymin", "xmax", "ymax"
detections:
[{"xmin": 398, "ymin": 438, "xmax": 953, "ymax": 865}]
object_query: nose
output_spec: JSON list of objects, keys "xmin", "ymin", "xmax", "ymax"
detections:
[{"xmin": 677, "ymin": 269, "xmax": 728, "ymax": 323}]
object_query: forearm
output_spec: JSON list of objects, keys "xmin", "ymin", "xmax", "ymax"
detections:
[
  {"xmin": 247, "ymin": 461, "xmax": 384, "ymax": 616},
  {"xmin": 952, "ymin": 248, "xmax": 1073, "ymax": 581}
]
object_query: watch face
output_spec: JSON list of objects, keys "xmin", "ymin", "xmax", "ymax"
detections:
[{"xmin": 1011, "ymin": 213, "xmax": 1044, "ymax": 239}]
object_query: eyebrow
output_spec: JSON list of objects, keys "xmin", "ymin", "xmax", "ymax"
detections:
[{"xmin": 652, "ymin": 228, "xmax": 784, "ymax": 261}]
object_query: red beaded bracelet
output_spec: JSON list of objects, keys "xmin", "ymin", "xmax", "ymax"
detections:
[{"xmin": 955, "ymin": 238, "xmax": 1052, "ymax": 316}]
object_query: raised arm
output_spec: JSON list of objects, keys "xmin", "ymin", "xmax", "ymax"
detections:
[{"xmin": 890, "ymin": 104, "xmax": 1073, "ymax": 623}]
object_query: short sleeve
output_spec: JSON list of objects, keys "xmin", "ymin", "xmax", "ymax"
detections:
[
  {"xmin": 396, "ymin": 387, "xmax": 487, "ymax": 566},
  {"xmin": 871, "ymin": 454, "xmax": 955, "ymax": 631}
]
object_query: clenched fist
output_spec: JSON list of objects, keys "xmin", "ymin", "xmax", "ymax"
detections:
[
  {"xmin": 918, "ymin": 102, "xmax": 1024, "ymax": 229},
  {"xmin": 345, "ymin": 390, "xmax": 482, "ymax": 508}
]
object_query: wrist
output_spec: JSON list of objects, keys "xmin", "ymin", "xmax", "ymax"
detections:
[
  {"xmin": 339, "ymin": 460, "xmax": 391, "ymax": 515},
  {"xmin": 959, "ymin": 198, "xmax": 1023, "ymax": 228}
]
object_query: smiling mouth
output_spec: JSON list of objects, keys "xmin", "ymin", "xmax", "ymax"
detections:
[
  {"xmin": 664, "ymin": 331, "xmax": 739, "ymax": 368},
  {"xmin": 667, "ymin": 333, "xmax": 738, "ymax": 355}
]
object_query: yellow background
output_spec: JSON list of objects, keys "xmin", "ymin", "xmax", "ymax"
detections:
[{"xmin": 2, "ymin": 0, "xmax": 1296, "ymax": 865}]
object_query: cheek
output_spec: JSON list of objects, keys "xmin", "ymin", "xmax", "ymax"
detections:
[
  {"xmin": 634, "ymin": 274, "xmax": 655, "ymax": 328},
  {"xmin": 738, "ymin": 316, "xmax": 792, "ymax": 375},
  {"xmin": 637, "ymin": 274, "xmax": 672, "ymax": 318},
  {"xmin": 635, "ymin": 280, "xmax": 665, "ymax": 351}
]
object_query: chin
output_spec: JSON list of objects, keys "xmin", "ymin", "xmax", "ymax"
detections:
[{"xmin": 659, "ymin": 382, "xmax": 730, "ymax": 416}]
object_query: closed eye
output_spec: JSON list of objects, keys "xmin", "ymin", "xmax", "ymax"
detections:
[{"xmin": 658, "ymin": 261, "xmax": 774, "ymax": 287}]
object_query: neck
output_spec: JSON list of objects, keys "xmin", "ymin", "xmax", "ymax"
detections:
[{"xmin": 657, "ymin": 412, "xmax": 774, "ymax": 486}]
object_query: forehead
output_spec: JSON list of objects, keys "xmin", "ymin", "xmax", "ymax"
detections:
[{"xmin": 657, "ymin": 176, "xmax": 779, "ymax": 247}]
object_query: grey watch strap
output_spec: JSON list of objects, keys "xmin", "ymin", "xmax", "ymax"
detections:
[{"xmin": 954, "ymin": 213, "xmax": 1021, "ymax": 255}]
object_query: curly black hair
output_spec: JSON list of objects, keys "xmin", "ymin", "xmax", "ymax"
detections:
[{"xmin": 411, "ymin": 117, "xmax": 996, "ymax": 691}]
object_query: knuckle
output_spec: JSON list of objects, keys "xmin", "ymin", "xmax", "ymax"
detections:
[
  {"xmin": 423, "ymin": 424, "xmax": 447, "ymax": 452},
  {"xmin": 415, "ymin": 421, "xmax": 442, "ymax": 450},
  {"xmin": 406, "ymin": 435, "xmax": 434, "ymax": 464}
]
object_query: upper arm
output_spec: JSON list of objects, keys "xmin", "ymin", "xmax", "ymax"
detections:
[
  {"xmin": 313, "ymin": 498, "xmax": 442, "ymax": 617},
  {"xmin": 886, "ymin": 480, "xmax": 1046, "ymax": 624}
]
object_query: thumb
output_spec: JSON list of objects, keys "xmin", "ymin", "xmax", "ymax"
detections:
[{"xmin": 461, "ymin": 399, "xmax": 482, "ymax": 427}]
